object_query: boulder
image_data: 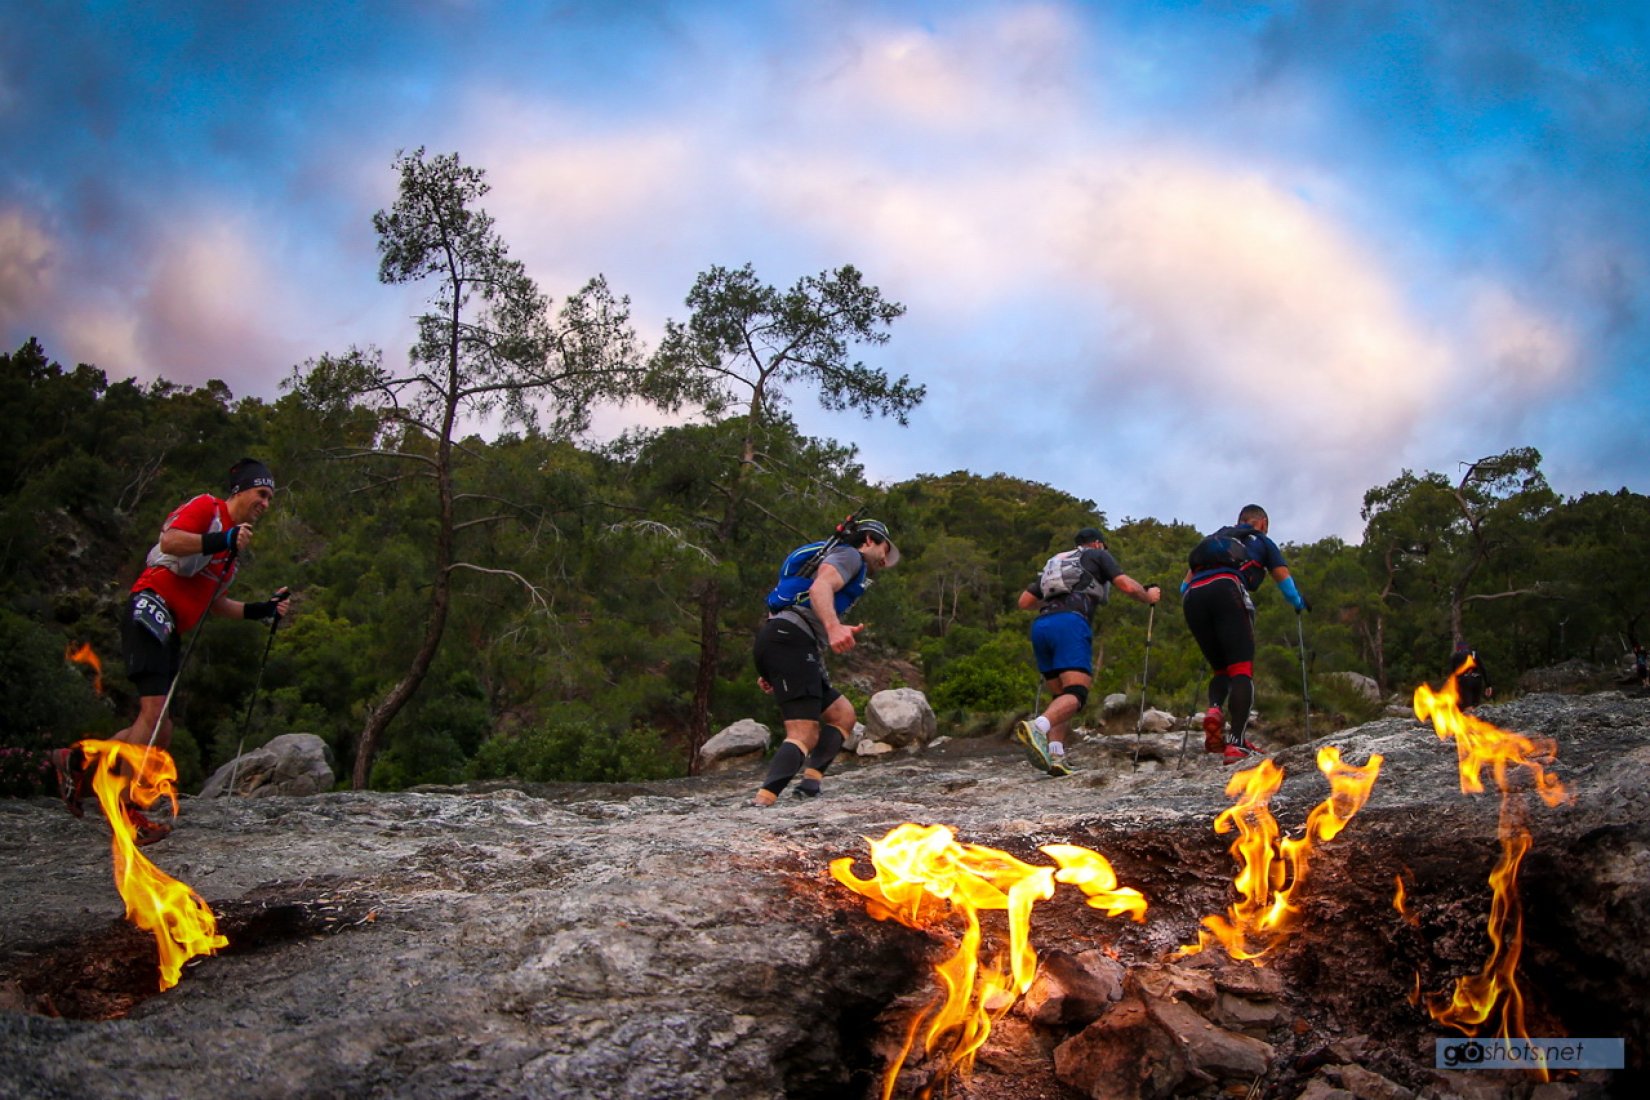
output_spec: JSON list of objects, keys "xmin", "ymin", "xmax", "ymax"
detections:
[
  {"xmin": 1101, "ymin": 693, "xmax": 1132, "ymax": 718},
  {"xmin": 199, "ymin": 733, "xmax": 335, "ymax": 798},
  {"xmin": 1325, "ymin": 671, "xmax": 1381, "ymax": 702},
  {"xmin": 864, "ymin": 688, "xmax": 936, "ymax": 750},
  {"xmin": 1137, "ymin": 708, "xmax": 1176, "ymax": 734},
  {"xmin": 1518, "ymin": 659, "xmax": 1609, "ymax": 694},
  {"xmin": 697, "ymin": 719, "xmax": 770, "ymax": 772}
]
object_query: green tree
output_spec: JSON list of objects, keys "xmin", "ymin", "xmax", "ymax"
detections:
[
  {"xmin": 317, "ymin": 148, "xmax": 645, "ymax": 788},
  {"xmin": 644, "ymin": 263, "xmax": 920, "ymax": 765}
]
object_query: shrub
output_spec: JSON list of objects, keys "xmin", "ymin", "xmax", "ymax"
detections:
[{"xmin": 470, "ymin": 705, "xmax": 681, "ymax": 783}]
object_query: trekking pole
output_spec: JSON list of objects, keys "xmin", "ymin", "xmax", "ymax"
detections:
[
  {"xmin": 225, "ymin": 588, "xmax": 287, "ymax": 797},
  {"xmin": 1296, "ymin": 609, "xmax": 1313, "ymax": 741},
  {"xmin": 145, "ymin": 538, "xmax": 241, "ymax": 754},
  {"xmin": 1176, "ymin": 680, "xmax": 1197, "ymax": 771},
  {"xmin": 1132, "ymin": 602, "xmax": 1156, "ymax": 770}
]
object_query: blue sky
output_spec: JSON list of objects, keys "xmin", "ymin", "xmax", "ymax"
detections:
[{"xmin": 3, "ymin": 1, "xmax": 1646, "ymax": 542}]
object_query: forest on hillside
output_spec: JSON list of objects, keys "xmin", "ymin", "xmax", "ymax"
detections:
[{"xmin": 4, "ymin": 151, "xmax": 1646, "ymax": 797}]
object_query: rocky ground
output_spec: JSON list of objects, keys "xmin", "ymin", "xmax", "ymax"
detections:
[{"xmin": 2, "ymin": 691, "xmax": 1647, "ymax": 1099}]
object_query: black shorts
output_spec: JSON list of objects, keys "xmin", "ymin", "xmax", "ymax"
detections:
[
  {"xmin": 752, "ymin": 616, "xmax": 841, "ymax": 722},
  {"xmin": 121, "ymin": 590, "xmax": 181, "ymax": 697},
  {"xmin": 1183, "ymin": 575, "xmax": 1255, "ymax": 674}
]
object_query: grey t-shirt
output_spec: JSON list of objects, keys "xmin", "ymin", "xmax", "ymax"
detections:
[{"xmin": 774, "ymin": 544, "xmax": 867, "ymax": 647}]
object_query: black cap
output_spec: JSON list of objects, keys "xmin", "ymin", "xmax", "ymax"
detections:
[
  {"xmin": 228, "ymin": 458, "xmax": 275, "ymax": 496},
  {"xmin": 1075, "ymin": 527, "xmax": 1105, "ymax": 546}
]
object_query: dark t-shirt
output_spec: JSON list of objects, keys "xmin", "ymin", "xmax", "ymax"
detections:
[{"xmin": 1026, "ymin": 547, "xmax": 1124, "ymax": 622}]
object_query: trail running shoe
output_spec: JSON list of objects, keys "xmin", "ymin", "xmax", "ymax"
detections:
[
  {"xmin": 1014, "ymin": 720, "xmax": 1052, "ymax": 773},
  {"xmin": 1047, "ymin": 751, "xmax": 1073, "ymax": 778},
  {"xmin": 124, "ymin": 806, "xmax": 173, "ymax": 847},
  {"xmin": 1223, "ymin": 741, "xmax": 1263, "ymax": 766},
  {"xmin": 51, "ymin": 748, "xmax": 86, "ymax": 818},
  {"xmin": 1202, "ymin": 708, "xmax": 1225, "ymax": 754},
  {"xmin": 794, "ymin": 768, "xmax": 823, "ymax": 797}
]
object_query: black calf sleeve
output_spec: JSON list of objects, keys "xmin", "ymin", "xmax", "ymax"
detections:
[
  {"xmin": 1227, "ymin": 676, "xmax": 1254, "ymax": 744},
  {"xmin": 806, "ymin": 725, "xmax": 845, "ymax": 773},
  {"xmin": 761, "ymin": 741, "xmax": 807, "ymax": 796},
  {"xmin": 1208, "ymin": 674, "xmax": 1230, "ymax": 711}
]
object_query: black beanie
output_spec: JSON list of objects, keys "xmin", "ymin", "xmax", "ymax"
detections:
[{"xmin": 228, "ymin": 458, "xmax": 275, "ymax": 496}]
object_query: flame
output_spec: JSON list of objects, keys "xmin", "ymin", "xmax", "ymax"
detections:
[
  {"xmin": 65, "ymin": 642, "xmax": 104, "ymax": 695},
  {"xmin": 1412, "ymin": 662, "xmax": 1569, "ymax": 1067},
  {"xmin": 831, "ymin": 824, "xmax": 1144, "ymax": 1096},
  {"xmin": 78, "ymin": 739, "xmax": 227, "ymax": 990},
  {"xmin": 1394, "ymin": 873, "xmax": 1419, "ymax": 928},
  {"xmin": 1183, "ymin": 747, "xmax": 1383, "ymax": 962}
]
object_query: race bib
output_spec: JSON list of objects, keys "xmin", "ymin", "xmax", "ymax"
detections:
[{"xmin": 132, "ymin": 592, "xmax": 175, "ymax": 644}]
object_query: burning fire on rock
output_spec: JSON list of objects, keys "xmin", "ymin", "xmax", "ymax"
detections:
[
  {"xmin": 65, "ymin": 642, "xmax": 104, "ymax": 694},
  {"xmin": 1180, "ymin": 746, "xmax": 1383, "ymax": 963},
  {"xmin": 1412, "ymin": 657, "xmax": 1570, "ymax": 1066},
  {"xmin": 831, "ymin": 823, "xmax": 1144, "ymax": 1098},
  {"xmin": 76, "ymin": 738, "xmax": 227, "ymax": 991}
]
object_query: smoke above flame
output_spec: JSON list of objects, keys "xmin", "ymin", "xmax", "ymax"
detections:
[
  {"xmin": 831, "ymin": 823, "xmax": 1143, "ymax": 1097},
  {"xmin": 1181, "ymin": 746, "xmax": 1384, "ymax": 963},
  {"xmin": 1412, "ymin": 658, "xmax": 1570, "ymax": 1069},
  {"xmin": 78, "ymin": 739, "xmax": 227, "ymax": 990}
]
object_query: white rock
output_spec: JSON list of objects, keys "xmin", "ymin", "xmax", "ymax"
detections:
[
  {"xmin": 866, "ymin": 688, "xmax": 937, "ymax": 749},
  {"xmin": 697, "ymin": 719, "xmax": 771, "ymax": 772}
]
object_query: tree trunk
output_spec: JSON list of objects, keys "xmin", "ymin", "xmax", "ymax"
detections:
[
  {"xmin": 353, "ymin": 575, "xmax": 452, "ymax": 788},
  {"xmin": 353, "ymin": 337, "xmax": 461, "ymax": 787},
  {"xmin": 687, "ymin": 583, "xmax": 723, "ymax": 775}
]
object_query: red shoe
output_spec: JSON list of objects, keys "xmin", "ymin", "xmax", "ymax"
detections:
[
  {"xmin": 1223, "ymin": 741, "xmax": 1263, "ymax": 765},
  {"xmin": 1202, "ymin": 708, "xmax": 1224, "ymax": 753},
  {"xmin": 51, "ymin": 748, "xmax": 88, "ymax": 818},
  {"xmin": 124, "ymin": 806, "xmax": 173, "ymax": 847}
]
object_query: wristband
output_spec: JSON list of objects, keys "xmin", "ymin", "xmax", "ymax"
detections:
[{"xmin": 201, "ymin": 529, "xmax": 233, "ymax": 555}]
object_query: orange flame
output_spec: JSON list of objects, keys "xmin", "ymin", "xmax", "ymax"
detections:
[
  {"xmin": 1394, "ymin": 873, "xmax": 1419, "ymax": 928},
  {"xmin": 1412, "ymin": 661, "xmax": 1569, "ymax": 1066},
  {"xmin": 65, "ymin": 642, "xmax": 104, "ymax": 695},
  {"xmin": 1183, "ymin": 747, "xmax": 1383, "ymax": 962},
  {"xmin": 831, "ymin": 824, "xmax": 1144, "ymax": 1097},
  {"xmin": 78, "ymin": 739, "xmax": 227, "ymax": 990}
]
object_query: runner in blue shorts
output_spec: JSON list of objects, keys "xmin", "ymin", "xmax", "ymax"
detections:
[{"xmin": 1014, "ymin": 527, "xmax": 1159, "ymax": 775}]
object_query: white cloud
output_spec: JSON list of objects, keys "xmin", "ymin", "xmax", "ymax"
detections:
[{"xmin": 0, "ymin": 206, "xmax": 54, "ymax": 331}]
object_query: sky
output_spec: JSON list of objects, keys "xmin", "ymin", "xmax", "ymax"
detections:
[{"xmin": 3, "ymin": 1, "xmax": 1647, "ymax": 543}]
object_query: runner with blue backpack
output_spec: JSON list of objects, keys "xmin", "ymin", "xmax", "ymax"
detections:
[
  {"xmin": 749, "ymin": 516, "xmax": 900, "ymax": 806},
  {"xmin": 1180, "ymin": 504, "xmax": 1308, "ymax": 764},
  {"xmin": 1013, "ymin": 527, "xmax": 1160, "ymax": 776}
]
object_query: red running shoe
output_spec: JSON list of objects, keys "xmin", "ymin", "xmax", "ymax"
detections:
[
  {"xmin": 124, "ymin": 806, "xmax": 174, "ymax": 847},
  {"xmin": 51, "ymin": 748, "xmax": 88, "ymax": 818},
  {"xmin": 1202, "ymin": 708, "xmax": 1224, "ymax": 754}
]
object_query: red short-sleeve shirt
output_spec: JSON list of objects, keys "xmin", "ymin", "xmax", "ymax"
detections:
[{"xmin": 130, "ymin": 494, "xmax": 239, "ymax": 631}]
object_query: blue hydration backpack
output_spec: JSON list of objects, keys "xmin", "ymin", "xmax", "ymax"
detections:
[{"xmin": 765, "ymin": 540, "xmax": 869, "ymax": 614}]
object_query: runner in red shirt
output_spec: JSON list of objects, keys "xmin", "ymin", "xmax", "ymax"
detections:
[{"xmin": 53, "ymin": 458, "xmax": 291, "ymax": 842}]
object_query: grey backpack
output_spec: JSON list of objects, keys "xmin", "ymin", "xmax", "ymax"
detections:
[{"xmin": 1039, "ymin": 550, "xmax": 1108, "ymax": 604}]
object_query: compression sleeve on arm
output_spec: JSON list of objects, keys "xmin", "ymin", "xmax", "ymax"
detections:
[{"xmin": 1277, "ymin": 575, "xmax": 1305, "ymax": 610}]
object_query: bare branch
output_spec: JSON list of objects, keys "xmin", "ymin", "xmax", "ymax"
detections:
[
  {"xmin": 445, "ymin": 561, "xmax": 550, "ymax": 612},
  {"xmin": 607, "ymin": 520, "xmax": 718, "ymax": 563}
]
